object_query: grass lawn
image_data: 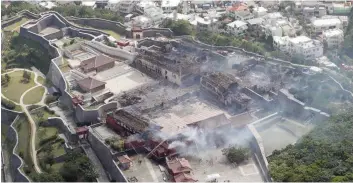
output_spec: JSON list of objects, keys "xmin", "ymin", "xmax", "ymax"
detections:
[
  {"xmin": 50, "ymin": 162, "xmax": 64, "ymax": 172},
  {"xmin": 102, "ymin": 29, "xmax": 121, "ymax": 40},
  {"xmin": 2, "ymin": 71, "xmax": 36, "ymax": 103},
  {"xmin": 1, "ymin": 96, "xmax": 22, "ymax": 111},
  {"xmin": 31, "ymin": 108, "xmax": 57, "ymax": 124},
  {"xmin": 23, "ymin": 86, "xmax": 45, "ymax": 105},
  {"xmin": 3, "ymin": 18, "xmax": 29, "ymax": 32},
  {"xmin": 37, "ymin": 76, "xmax": 45, "ymax": 85},
  {"xmin": 36, "ymin": 127, "xmax": 58, "ymax": 149},
  {"xmin": 14, "ymin": 115, "xmax": 34, "ymax": 174},
  {"xmin": 52, "ymin": 142, "xmax": 66, "ymax": 157}
]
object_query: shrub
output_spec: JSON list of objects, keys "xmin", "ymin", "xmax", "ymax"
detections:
[
  {"xmin": 222, "ymin": 146, "xmax": 250, "ymax": 164},
  {"xmin": 1, "ymin": 98, "xmax": 16, "ymax": 110},
  {"xmin": 39, "ymin": 134, "xmax": 58, "ymax": 146},
  {"xmin": 44, "ymin": 95, "xmax": 58, "ymax": 105}
]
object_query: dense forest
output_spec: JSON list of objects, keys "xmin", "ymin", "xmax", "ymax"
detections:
[{"xmin": 268, "ymin": 111, "xmax": 353, "ymax": 182}]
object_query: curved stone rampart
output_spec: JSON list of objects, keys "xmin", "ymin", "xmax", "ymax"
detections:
[{"xmin": 1, "ymin": 108, "xmax": 31, "ymax": 182}]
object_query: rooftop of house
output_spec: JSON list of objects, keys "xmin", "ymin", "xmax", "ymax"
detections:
[
  {"xmin": 226, "ymin": 3, "xmax": 248, "ymax": 12},
  {"xmin": 227, "ymin": 20, "xmax": 247, "ymax": 28},
  {"xmin": 311, "ymin": 18, "xmax": 342, "ymax": 27},
  {"xmin": 167, "ymin": 158, "xmax": 192, "ymax": 174},
  {"xmin": 77, "ymin": 77, "xmax": 106, "ymax": 91},
  {"xmin": 137, "ymin": 39, "xmax": 224, "ymax": 75},
  {"xmin": 202, "ymin": 72, "xmax": 241, "ymax": 94},
  {"xmin": 112, "ymin": 109, "xmax": 150, "ymax": 133},
  {"xmin": 80, "ymin": 54, "xmax": 115, "ymax": 71},
  {"xmin": 247, "ymin": 18, "xmax": 264, "ymax": 25},
  {"xmin": 323, "ymin": 29, "xmax": 344, "ymax": 37}
]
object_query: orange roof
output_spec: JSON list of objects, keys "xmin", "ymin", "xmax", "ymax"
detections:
[
  {"xmin": 227, "ymin": 3, "xmax": 248, "ymax": 12},
  {"xmin": 117, "ymin": 155, "xmax": 132, "ymax": 164},
  {"xmin": 174, "ymin": 172, "xmax": 197, "ymax": 182},
  {"xmin": 167, "ymin": 158, "xmax": 192, "ymax": 174}
]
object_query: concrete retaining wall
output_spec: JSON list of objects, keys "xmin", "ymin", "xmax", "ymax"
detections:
[{"xmin": 87, "ymin": 128, "xmax": 127, "ymax": 182}]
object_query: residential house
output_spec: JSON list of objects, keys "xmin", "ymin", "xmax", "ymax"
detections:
[
  {"xmin": 295, "ymin": 1, "xmax": 327, "ymax": 17},
  {"xmin": 161, "ymin": 0, "xmax": 181, "ymax": 13},
  {"xmin": 226, "ymin": 20, "xmax": 248, "ymax": 35},
  {"xmin": 166, "ymin": 158, "xmax": 197, "ymax": 182},
  {"xmin": 273, "ymin": 36, "xmax": 323, "ymax": 60},
  {"xmin": 311, "ymin": 17, "xmax": 343, "ymax": 34},
  {"xmin": 117, "ymin": 0, "xmax": 138, "ymax": 14},
  {"xmin": 322, "ymin": 29, "xmax": 344, "ymax": 49},
  {"xmin": 327, "ymin": 2, "xmax": 352, "ymax": 15},
  {"xmin": 264, "ymin": 19, "xmax": 296, "ymax": 37},
  {"xmin": 233, "ymin": 10, "xmax": 255, "ymax": 21},
  {"xmin": 252, "ymin": 6, "xmax": 268, "ymax": 17}
]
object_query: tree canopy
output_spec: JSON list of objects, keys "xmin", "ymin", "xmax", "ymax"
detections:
[
  {"xmin": 52, "ymin": 5, "xmax": 123, "ymax": 22},
  {"xmin": 343, "ymin": 8, "xmax": 353, "ymax": 58},
  {"xmin": 163, "ymin": 19, "xmax": 194, "ymax": 36},
  {"xmin": 269, "ymin": 111, "xmax": 353, "ymax": 182},
  {"xmin": 222, "ymin": 146, "xmax": 250, "ymax": 164}
]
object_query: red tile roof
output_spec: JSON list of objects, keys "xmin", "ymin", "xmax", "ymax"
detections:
[
  {"xmin": 77, "ymin": 77, "xmax": 106, "ymax": 91},
  {"xmin": 117, "ymin": 155, "xmax": 132, "ymax": 164},
  {"xmin": 227, "ymin": 3, "xmax": 248, "ymax": 12},
  {"xmin": 80, "ymin": 54, "xmax": 115, "ymax": 71},
  {"xmin": 174, "ymin": 172, "xmax": 197, "ymax": 182},
  {"xmin": 167, "ymin": 158, "xmax": 192, "ymax": 174}
]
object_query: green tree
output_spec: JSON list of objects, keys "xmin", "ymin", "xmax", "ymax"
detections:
[
  {"xmin": 59, "ymin": 152, "xmax": 98, "ymax": 182},
  {"xmin": 31, "ymin": 172, "xmax": 64, "ymax": 182},
  {"xmin": 164, "ymin": 19, "xmax": 194, "ymax": 36},
  {"xmin": 222, "ymin": 146, "xmax": 250, "ymax": 164}
]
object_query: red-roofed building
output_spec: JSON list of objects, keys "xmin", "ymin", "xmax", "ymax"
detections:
[
  {"xmin": 174, "ymin": 172, "xmax": 197, "ymax": 182},
  {"xmin": 117, "ymin": 155, "xmax": 133, "ymax": 170},
  {"xmin": 226, "ymin": 3, "xmax": 248, "ymax": 12},
  {"xmin": 166, "ymin": 158, "xmax": 192, "ymax": 175}
]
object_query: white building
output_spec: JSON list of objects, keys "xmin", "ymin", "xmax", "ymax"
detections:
[
  {"xmin": 264, "ymin": 19, "xmax": 296, "ymax": 37},
  {"xmin": 311, "ymin": 18, "xmax": 343, "ymax": 34},
  {"xmin": 190, "ymin": 16, "xmax": 219, "ymax": 32},
  {"xmin": 161, "ymin": 0, "xmax": 182, "ymax": 13},
  {"xmin": 273, "ymin": 36, "xmax": 323, "ymax": 60},
  {"xmin": 132, "ymin": 15, "xmax": 153, "ymax": 28},
  {"xmin": 322, "ymin": 29, "xmax": 344, "ymax": 49},
  {"xmin": 135, "ymin": 1, "xmax": 164, "ymax": 26},
  {"xmin": 252, "ymin": 6, "xmax": 268, "ymax": 17},
  {"xmin": 226, "ymin": 20, "xmax": 248, "ymax": 35},
  {"xmin": 295, "ymin": 1, "xmax": 326, "ymax": 17},
  {"xmin": 117, "ymin": 0, "xmax": 138, "ymax": 14}
]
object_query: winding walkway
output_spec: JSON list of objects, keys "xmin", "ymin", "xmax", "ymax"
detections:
[{"xmin": 2, "ymin": 68, "xmax": 48, "ymax": 173}]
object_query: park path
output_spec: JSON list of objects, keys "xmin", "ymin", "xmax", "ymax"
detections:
[{"xmin": 2, "ymin": 68, "xmax": 49, "ymax": 173}]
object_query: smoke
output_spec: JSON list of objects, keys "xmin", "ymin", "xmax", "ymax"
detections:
[{"xmin": 152, "ymin": 125, "xmax": 252, "ymax": 158}]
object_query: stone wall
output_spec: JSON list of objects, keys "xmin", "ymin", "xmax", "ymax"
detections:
[
  {"xmin": 246, "ymin": 124, "xmax": 272, "ymax": 182},
  {"xmin": 1, "ymin": 109, "xmax": 30, "ymax": 182},
  {"xmin": 1, "ymin": 15, "xmax": 24, "ymax": 28},
  {"xmin": 66, "ymin": 17, "xmax": 127, "ymax": 36},
  {"xmin": 278, "ymin": 90, "xmax": 330, "ymax": 121},
  {"xmin": 75, "ymin": 105, "xmax": 99, "ymax": 124},
  {"xmin": 47, "ymin": 117, "xmax": 79, "ymax": 145},
  {"xmin": 84, "ymin": 40, "xmax": 137, "ymax": 61},
  {"xmin": 142, "ymin": 28, "xmax": 173, "ymax": 38},
  {"xmin": 87, "ymin": 127, "xmax": 127, "ymax": 182}
]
